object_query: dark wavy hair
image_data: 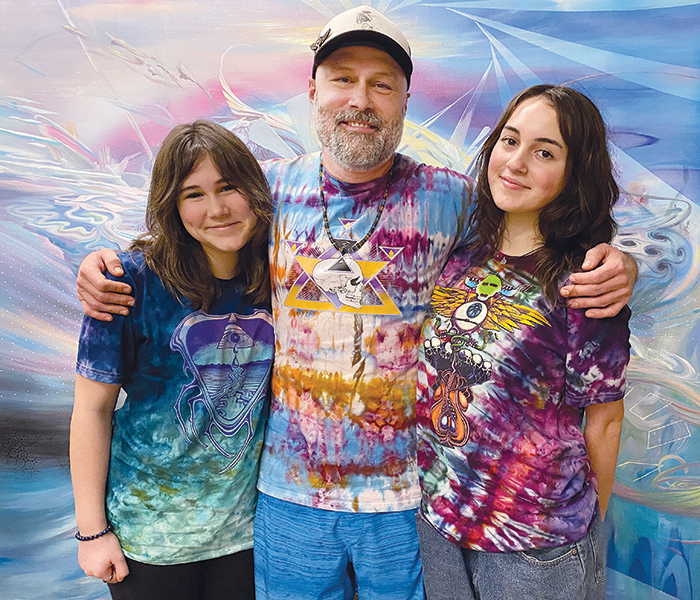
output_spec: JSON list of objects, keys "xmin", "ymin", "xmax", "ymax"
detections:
[
  {"xmin": 469, "ymin": 84, "xmax": 619, "ymax": 304},
  {"xmin": 131, "ymin": 120, "xmax": 272, "ymax": 310}
]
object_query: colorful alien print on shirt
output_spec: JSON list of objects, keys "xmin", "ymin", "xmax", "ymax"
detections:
[
  {"xmin": 417, "ymin": 248, "xmax": 630, "ymax": 551},
  {"xmin": 257, "ymin": 153, "xmax": 474, "ymax": 513},
  {"xmin": 76, "ymin": 251, "xmax": 273, "ymax": 564},
  {"xmin": 424, "ymin": 269, "xmax": 550, "ymax": 448}
]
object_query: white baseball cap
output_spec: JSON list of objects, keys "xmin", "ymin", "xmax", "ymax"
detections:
[{"xmin": 311, "ymin": 5, "xmax": 413, "ymax": 88}]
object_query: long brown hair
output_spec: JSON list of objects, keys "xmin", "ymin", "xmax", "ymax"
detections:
[
  {"xmin": 469, "ymin": 85, "xmax": 619, "ymax": 303},
  {"xmin": 131, "ymin": 120, "xmax": 272, "ymax": 310}
]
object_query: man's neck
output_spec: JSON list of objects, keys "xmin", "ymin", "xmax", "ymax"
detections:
[{"xmin": 320, "ymin": 149, "xmax": 394, "ymax": 184}]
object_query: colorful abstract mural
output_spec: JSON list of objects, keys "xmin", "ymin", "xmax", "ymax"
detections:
[{"xmin": 0, "ymin": 1, "xmax": 698, "ymax": 598}]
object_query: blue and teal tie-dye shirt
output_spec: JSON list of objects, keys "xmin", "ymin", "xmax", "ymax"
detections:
[
  {"xmin": 258, "ymin": 152, "xmax": 474, "ymax": 512},
  {"xmin": 76, "ymin": 250, "xmax": 274, "ymax": 564},
  {"xmin": 417, "ymin": 248, "xmax": 630, "ymax": 551}
]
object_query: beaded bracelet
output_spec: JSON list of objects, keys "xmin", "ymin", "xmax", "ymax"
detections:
[{"xmin": 75, "ymin": 523, "xmax": 113, "ymax": 542}]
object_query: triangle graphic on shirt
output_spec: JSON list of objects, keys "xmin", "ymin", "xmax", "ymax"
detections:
[
  {"xmin": 338, "ymin": 218, "xmax": 357, "ymax": 230},
  {"xmin": 284, "ymin": 249, "xmax": 400, "ymax": 315},
  {"xmin": 380, "ymin": 246, "xmax": 404, "ymax": 260}
]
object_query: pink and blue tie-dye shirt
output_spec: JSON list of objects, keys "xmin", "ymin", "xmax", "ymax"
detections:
[
  {"xmin": 257, "ymin": 152, "xmax": 474, "ymax": 512},
  {"xmin": 417, "ymin": 249, "xmax": 630, "ymax": 551}
]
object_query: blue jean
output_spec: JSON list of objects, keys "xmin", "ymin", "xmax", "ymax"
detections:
[{"xmin": 416, "ymin": 510, "xmax": 607, "ymax": 600}]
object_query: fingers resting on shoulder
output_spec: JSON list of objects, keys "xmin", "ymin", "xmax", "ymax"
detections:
[{"xmin": 76, "ymin": 249, "xmax": 134, "ymax": 321}]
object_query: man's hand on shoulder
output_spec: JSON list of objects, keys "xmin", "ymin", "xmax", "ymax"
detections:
[
  {"xmin": 77, "ymin": 249, "xmax": 135, "ymax": 321},
  {"xmin": 559, "ymin": 243, "xmax": 637, "ymax": 319}
]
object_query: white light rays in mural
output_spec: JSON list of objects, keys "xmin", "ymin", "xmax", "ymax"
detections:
[
  {"xmin": 446, "ymin": 10, "xmax": 700, "ymax": 101},
  {"xmin": 54, "ymin": 0, "xmax": 154, "ymax": 160},
  {"xmin": 299, "ymin": 0, "xmax": 336, "ymax": 19},
  {"xmin": 419, "ymin": 0, "xmax": 700, "ymax": 10},
  {"xmin": 298, "ymin": 0, "xmax": 417, "ymax": 17}
]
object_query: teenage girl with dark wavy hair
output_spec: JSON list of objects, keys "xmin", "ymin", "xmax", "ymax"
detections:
[{"xmin": 416, "ymin": 85, "xmax": 631, "ymax": 600}]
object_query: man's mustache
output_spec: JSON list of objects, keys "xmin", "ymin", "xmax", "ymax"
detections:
[{"xmin": 333, "ymin": 110, "xmax": 384, "ymax": 129}]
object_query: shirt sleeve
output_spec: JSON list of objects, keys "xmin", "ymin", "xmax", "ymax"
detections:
[
  {"xmin": 447, "ymin": 170, "xmax": 476, "ymax": 249},
  {"xmin": 75, "ymin": 256, "xmax": 139, "ymax": 384},
  {"xmin": 564, "ymin": 305, "xmax": 631, "ymax": 408}
]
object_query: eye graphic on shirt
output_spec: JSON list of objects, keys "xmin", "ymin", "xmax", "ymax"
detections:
[
  {"xmin": 424, "ymin": 272, "xmax": 552, "ymax": 446},
  {"xmin": 170, "ymin": 310, "xmax": 274, "ymax": 471},
  {"xmin": 430, "ymin": 274, "xmax": 550, "ymax": 351},
  {"xmin": 452, "ymin": 299, "xmax": 489, "ymax": 333}
]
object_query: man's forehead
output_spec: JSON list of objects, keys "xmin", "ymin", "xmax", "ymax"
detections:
[{"xmin": 319, "ymin": 45, "xmax": 406, "ymax": 79}]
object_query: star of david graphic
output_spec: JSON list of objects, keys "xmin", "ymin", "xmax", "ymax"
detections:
[{"xmin": 284, "ymin": 241, "xmax": 401, "ymax": 315}]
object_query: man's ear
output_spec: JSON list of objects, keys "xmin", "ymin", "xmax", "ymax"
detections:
[{"xmin": 308, "ymin": 77, "xmax": 317, "ymax": 103}]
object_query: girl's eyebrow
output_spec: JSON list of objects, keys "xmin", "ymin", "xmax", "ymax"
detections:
[
  {"xmin": 503, "ymin": 125, "xmax": 564, "ymax": 149},
  {"xmin": 179, "ymin": 179, "xmax": 228, "ymax": 193}
]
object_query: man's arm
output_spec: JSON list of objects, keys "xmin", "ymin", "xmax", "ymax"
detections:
[
  {"xmin": 77, "ymin": 249, "xmax": 134, "ymax": 321},
  {"xmin": 559, "ymin": 243, "xmax": 638, "ymax": 319},
  {"xmin": 77, "ymin": 242, "xmax": 637, "ymax": 321}
]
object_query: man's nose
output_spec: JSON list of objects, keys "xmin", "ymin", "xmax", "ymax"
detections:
[{"xmin": 348, "ymin": 83, "xmax": 372, "ymax": 111}]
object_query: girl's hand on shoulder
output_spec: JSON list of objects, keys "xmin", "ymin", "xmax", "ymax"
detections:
[{"xmin": 77, "ymin": 532, "xmax": 129, "ymax": 583}]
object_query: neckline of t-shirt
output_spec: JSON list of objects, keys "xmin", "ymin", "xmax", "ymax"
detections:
[
  {"xmin": 218, "ymin": 273, "xmax": 244, "ymax": 286},
  {"xmin": 321, "ymin": 156, "xmax": 398, "ymax": 195},
  {"xmin": 494, "ymin": 248, "xmax": 542, "ymax": 269}
]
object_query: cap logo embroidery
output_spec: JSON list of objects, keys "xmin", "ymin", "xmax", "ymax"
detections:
[
  {"xmin": 356, "ymin": 10, "xmax": 374, "ymax": 29},
  {"xmin": 310, "ymin": 28, "xmax": 330, "ymax": 52}
]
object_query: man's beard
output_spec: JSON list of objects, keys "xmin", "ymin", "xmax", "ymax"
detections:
[{"xmin": 313, "ymin": 100, "xmax": 404, "ymax": 172}]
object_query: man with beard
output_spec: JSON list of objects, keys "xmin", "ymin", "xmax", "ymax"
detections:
[{"xmin": 76, "ymin": 6, "xmax": 636, "ymax": 599}]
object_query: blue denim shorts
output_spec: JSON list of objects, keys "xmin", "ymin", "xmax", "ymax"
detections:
[
  {"xmin": 416, "ymin": 510, "xmax": 607, "ymax": 600},
  {"xmin": 254, "ymin": 493, "xmax": 425, "ymax": 600}
]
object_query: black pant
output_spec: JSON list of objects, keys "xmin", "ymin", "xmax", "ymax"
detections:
[{"xmin": 108, "ymin": 549, "xmax": 255, "ymax": 600}]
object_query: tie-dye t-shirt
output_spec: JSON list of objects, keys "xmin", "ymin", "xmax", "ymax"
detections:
[
  {"xmin": 417, "ymin": 248, "xmax": 630, "ymax": 551},
  {"xmin": 257, "ymin": 152, "xmax": 474, "ymax": 512},
  {"xmin": 76, "ymin": 251, "xmax": 274, "ymax": 564}
]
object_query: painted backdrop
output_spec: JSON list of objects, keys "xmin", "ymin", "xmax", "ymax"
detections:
[{"xmin": 1, "ymin": 1, "xmax": 699, "ymax": 598}]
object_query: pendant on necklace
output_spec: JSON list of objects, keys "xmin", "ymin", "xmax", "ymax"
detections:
[{"xmin": 318, "ymin": 157, "xmax": 395, "ymax": 256}]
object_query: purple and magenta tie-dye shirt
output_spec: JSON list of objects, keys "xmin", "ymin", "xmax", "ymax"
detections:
[
  {"xmin": 257, "ymin": 152, "xmax": 474, "ymax": 512},
  {"xmin": 417, "ymin": 248, "xmax": 630, "ymax": 551}
]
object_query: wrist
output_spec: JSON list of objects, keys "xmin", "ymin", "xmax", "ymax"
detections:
[{"xmin": 75, "ymin": 522, "xmax": 113, "ymax": 542}]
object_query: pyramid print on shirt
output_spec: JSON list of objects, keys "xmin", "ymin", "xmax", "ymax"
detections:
[
  {"xmin": 283, "ymin": 240, "xmax": 402, "ymax": 315},
  {"xmin": 170, "ymin": 309, "xmax": 274, "ymax": 471}
]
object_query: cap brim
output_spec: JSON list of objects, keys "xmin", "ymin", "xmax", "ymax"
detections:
[{"xmin": 312, "ymin": 30, "xmax": 412, "ymax": 87}]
